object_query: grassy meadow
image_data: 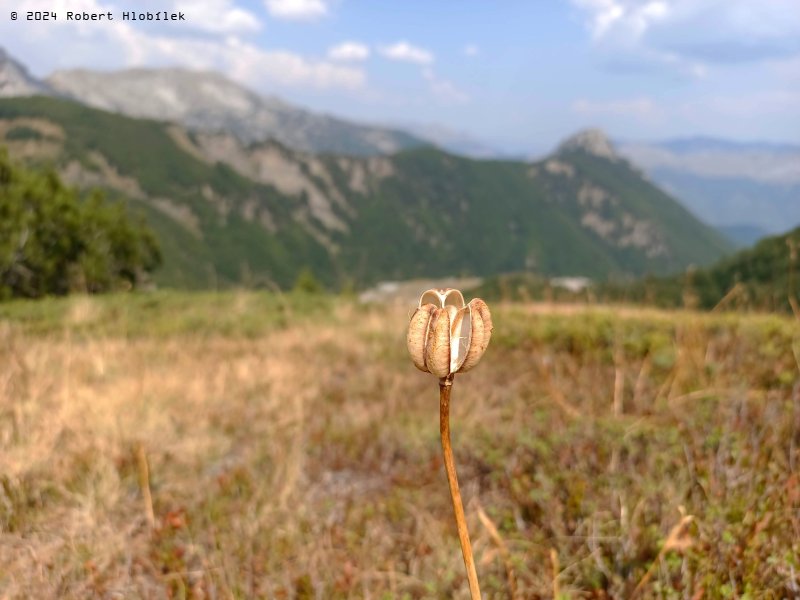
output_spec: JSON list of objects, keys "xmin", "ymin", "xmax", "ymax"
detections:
[{"xmin": 1, "ymin": 291, "xmax": 799, "ymax": 598}]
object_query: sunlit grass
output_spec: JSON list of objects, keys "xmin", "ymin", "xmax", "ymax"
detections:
[{"xmin": 1, "ymin": 292, "xmax": 799, "ymax": 597}]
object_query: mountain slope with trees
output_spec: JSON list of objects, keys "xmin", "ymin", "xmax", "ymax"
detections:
[
  {"xmin": 605, "ymin": 226, "xmax": 800, "ymax": 312},
  {"xmin": 0, "ymin": 97, "xmax": 731, "ymax": 290}
]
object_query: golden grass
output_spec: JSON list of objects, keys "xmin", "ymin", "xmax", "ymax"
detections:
[{"xmin": 1, "ymin": 293, "xmax": 799, "ymax": 598}]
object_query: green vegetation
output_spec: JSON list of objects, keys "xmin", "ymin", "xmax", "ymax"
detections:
[
  {"xmin": 595, "ymin": 226, "xmax": 800, "ymax": 312},
  {"xmin": 0, "ymin": 97, "xmax": 731, "ymax": 292},
  {"xmin": 1, "ymin": 292, "xmax": 798, "ymax": 597},
  {"xmin": 559, "ymin": 148, "xmax": 732, "ymax": 269},
  {"xmin": 0, "ymin": 96, "xmax": 334, "ymax": 290},
  {"xmin": 0, "ymin": 289, "xmax": 333, "ymax": 337},
  {"xmin": 0, "ymin": 149, "xmax": 160, "ymax": 299},
  {"xmin": 292, "ymin": 266, "xmax": 325, "ymax": 294},
  {"xmin": 475, "ymin": 226, "xmax": 800, "ymax": 314},
  {"xmin": 4, "ymin": 126, "xmax": 44, "ymax": 141},
  {"xmin": 330, "ymin": 147, "xmax": 731, "ymax": 284}
]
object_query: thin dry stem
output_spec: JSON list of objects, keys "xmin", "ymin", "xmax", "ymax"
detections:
[
  {"xmin": 538, "ymin": 360, "xmax": 580, "ymax": 419},
  {"xmin": 631, "ymin": 513, "xmax": 694, "ymax": 598},
  {"xmin": 613, "ymin": 345, "xmax": 625, "ymax": 418},
  {"xmin": 439, "ymin": 377, "xmax": 482, "ymax": 600},
  {"xmin": 550, "ymin": 548, "xmax": 561, "ymax": 599},
  {"xmin": 476, "ymin": 501, "xmax": 518, "ymax": 599},
  {"xmin": 136, "ymin": 442, "xmax": 156, "ymax": 532}
]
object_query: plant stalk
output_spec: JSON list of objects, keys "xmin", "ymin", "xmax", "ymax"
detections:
[{"xmin": 439, "ymin": 376, "xmax": 481, "ymax": 600}]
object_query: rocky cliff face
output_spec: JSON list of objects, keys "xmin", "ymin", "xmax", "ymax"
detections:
[
  {"xmin": 0, "ymin": 48, "xmax": 53, "ymax": 97},
  {"xmin": 557, "ymin": 128, "xmax": 619, "ymax": 160},
  {"xmin": 46, "ymin": 67, "xmax": 424, "ymax": 156}
]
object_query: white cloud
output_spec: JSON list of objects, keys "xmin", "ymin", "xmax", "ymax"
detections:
[
  {"xmin": 588, "ymin": 0, "xmax": 800, "ymax": 50},
  {"xmin": 328, "ymin": 41, "xmax": 370, "ymax": 62},
  {"xmin": 573, "ymin": 0, "xmax": 668, "ymax": 40},
  {"xmin": 571, "ymin": 0, "xmax": 800, "ymax": 75},
  {"xmin": 264, "ymin": 0, "xmax": 328, "ymax": 20},
  {"xmin": 175, "ymin": 0, "xmax": 262, "ymax": 33},
  {"xmin": 380, "ymin": 41, "xmax": 434, "ymax": 65},
  {"xmin": 0, "ymin": 0, "xmax": 363, "ymax": 91},
  {"xmin": 222, "ymin": 40, "xmax": 366, "ymax": 89},
  {"xmin": 572, "ymin": 97, "xmax": 660, "ymax": 118},
  {"xmin": 422, "ymin": 68, "xmax": 469, "ymax": 104},
  {"xmin": 463, "ymin": 44, "xmax": 479, "ymax": 57},
  {"xmin": 132, "ymin": 36, "xmax": 365, "ymax": 90},
  {"xmin": 571, "ymin": 0, "xmax": 699, "ymax": 76}
]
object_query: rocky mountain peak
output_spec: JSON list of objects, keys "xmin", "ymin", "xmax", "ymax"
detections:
[
  {"xmin": 46, "ymin": 67, "xmax": 279, "ymax": 120},
  {"xmin": 44, "ymin": 66, "xmax": 424, "ymax": 155},
  {"xmin": 0, "ymin": 47, "xmax": 52, "ymax": 97},
  {"xmin": 558, "ymin": 128, "xmax": 618, "ymax": 160}
]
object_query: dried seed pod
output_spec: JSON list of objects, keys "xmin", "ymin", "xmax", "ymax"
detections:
[
  {"xmin": 470, "ymin": 298, "xmax": 493, "ymax": 343},
  {"xmin": 457, "ymin": 298, "xmax": 492, "ymax": 373},
  {"xmin": 450, "ymin": 306, "xmax": 471, "ymax": 373},
  {"xmin": 421, "ymin": 288, "xmax": 465, "ymax": 309},
  {"xmin": 407, "ymin": 303, "xmax": 436, "ymax": 372},
  {"xmin": 425, "ymin": 307, "xmax": 452, "ymax": 378},
  {"xmin": 406, "ymin": 287, "xmax": 489, "ymax": 599},
  {"xmin": 407, "ymin": 288, "xmax": 492, "ymax": 379},
  {"xmin": 457, "ymin": 305, "xmax": 486, "ymax": 374}
]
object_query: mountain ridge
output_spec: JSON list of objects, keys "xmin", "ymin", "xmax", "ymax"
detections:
[
  {"xmin": 557, "ymin": 128, "xmax": 619, "ymax": 160},
  {"xmin": 45, "ymin": 66, "xmax": 428, "ymax": 156},
  {"xmin": 0, "ymin": 48, "xmax": 733, "ymax": 289},
  {"xmin": 618, "ymin": 137, "xmax": 800, "ymax": 235},
  {"xmin": 0, "ymin": 48, "xmax": 54, "ymax": 97},
  {"xmin": 0, "ymin": 95, "xmax": 731, "ymax": 289}
]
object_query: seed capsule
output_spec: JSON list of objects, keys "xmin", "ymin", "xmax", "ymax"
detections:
[
  {"xmin": 425, "ymin": 307, "xmax": 452, "ymax": 378},
  {"xmin": 406, "ymin": 288, "xmax": 492, "ymax": 378},
  {"xmin": 407, "ymin": 303, "xmax": 436, "ymax": 372},
  {"xmin": 458, "ymin": 298, "xmax": 492, "ymax": 373}
]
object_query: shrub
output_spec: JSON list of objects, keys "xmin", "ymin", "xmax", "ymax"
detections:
[{"xmin": 0, "ymin": 148, "xmax": 161, "ymax": 299}]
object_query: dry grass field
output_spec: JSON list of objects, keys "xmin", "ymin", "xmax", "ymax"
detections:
[{"xmin": 1, "ymin": 292, "xmax": 799, "ymax": 599}]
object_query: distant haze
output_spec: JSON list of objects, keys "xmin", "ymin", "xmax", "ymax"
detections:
[{"xmin": 618, "ymin": 139, "xmax": 800, "ymax": 236}]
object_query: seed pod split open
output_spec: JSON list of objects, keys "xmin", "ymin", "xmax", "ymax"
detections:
[
  {"xmin": 407, "ymin": 303, "xmax": 436, "ymax": 372},
  {"xmin": 406, "ymin": 288, "xmax": 492, "ymax": 378},
  {"xmin": 458, "ymin": 298, "xmax": 492, "ymax": 373},
  {"xmin": 425, "ymin": 307, "xmax": 452, "ymax": 378}
]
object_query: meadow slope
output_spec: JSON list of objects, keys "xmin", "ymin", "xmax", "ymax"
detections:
[{"xmin": 1, "ymin": 293, "xmax": 799, "ymax": 598}]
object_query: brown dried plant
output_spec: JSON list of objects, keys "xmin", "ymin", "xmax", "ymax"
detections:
[{"xmin": 406, "ymin": 288, "xmax": 493, "ymax": 600}]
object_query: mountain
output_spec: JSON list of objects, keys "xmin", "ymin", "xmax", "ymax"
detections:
[
  {"xmin": 0, "ymin": 48, "xmax": 53, "ymax": 97},
  {"xmin": 654, "ymin": 137, "xmax": 800, "ymax": 156},
  {"xmin": 717, "ymin": 224, "xmax": 768, "ymax": 248},
  {"xmin": 45, "ymin": 67, "xmax": 426, "ymax": 156},
  {"xmin": 396, "ymin": 122, "xmax": 505, "ymax": 159},
  {"xmin": 693, "ymin": 226, "xmax": 800, "ymax": 312},
  {"xmin": 0, "ymin": 96, "xmax": 731, "ymax": 289},
  {"xmin": 618, "ymin": 137, "xmax": 800, "ymax": 235},
  {"xmin": 599, "ymin": 226, "xmax": 800, "ymax": 312}
]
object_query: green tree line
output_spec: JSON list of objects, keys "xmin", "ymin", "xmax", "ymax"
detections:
[
  {"xmin": 474, "ymin": 226, "xmax": 800, "ymax": 313},
  {"xmin": 0, "ymin": 148, "xmax": 161, "ymax": 299}
]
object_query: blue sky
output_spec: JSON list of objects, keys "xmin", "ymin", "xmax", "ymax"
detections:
[{"xmin": 2, "ymin": 0, "xmax": 799, "ymax": 153}]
